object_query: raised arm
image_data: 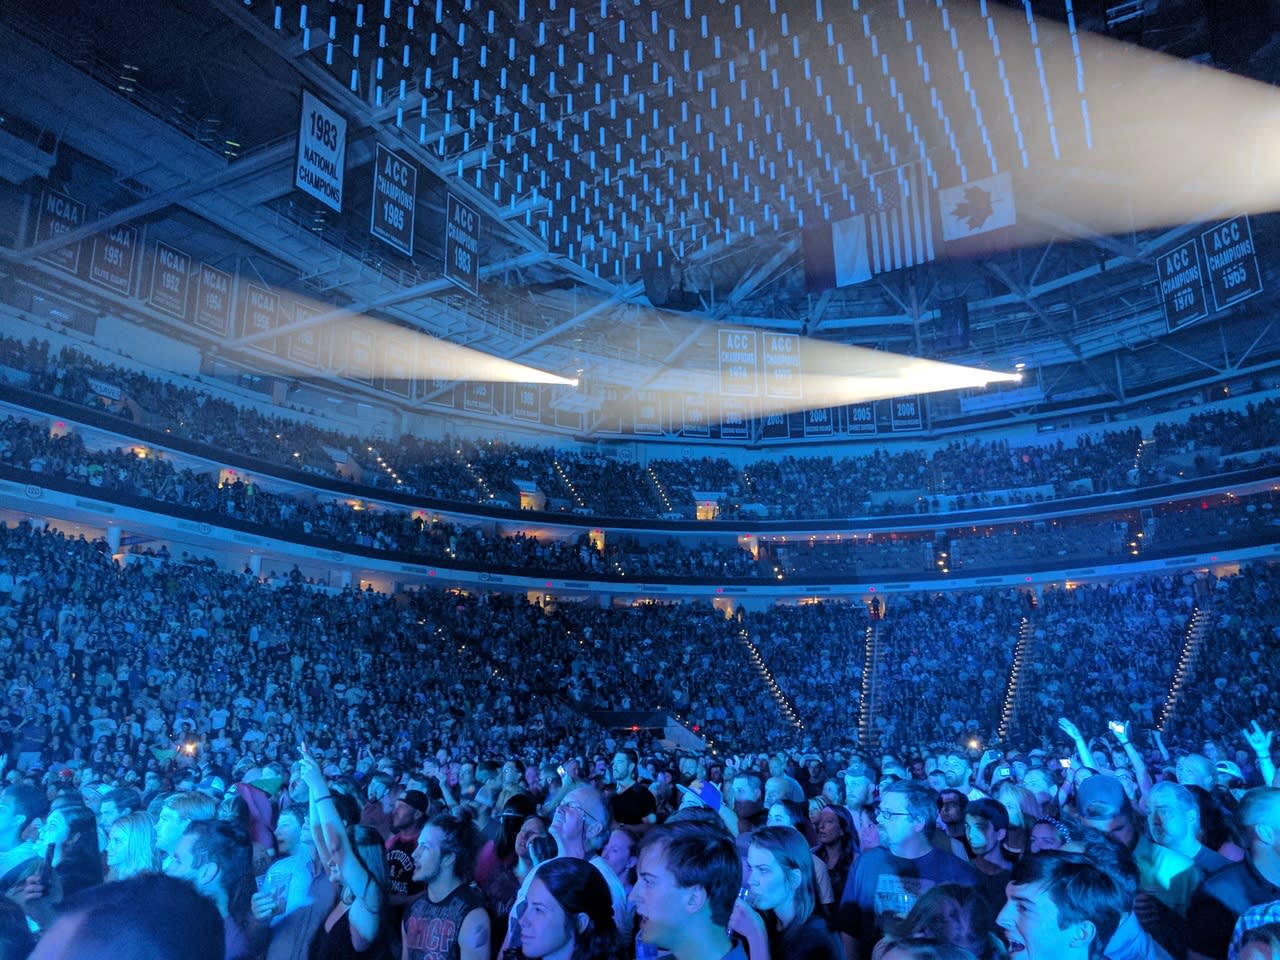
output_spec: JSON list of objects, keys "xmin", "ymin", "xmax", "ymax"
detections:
[
  {"xmin": 1058, "ymin": 717, "xmax": 1097, "ymax": 771},
  {"xmin": 1108, "ymin": 720, "xmax": 1152, "ymax": 801},
  {"xmin": 1243, "ymin": 720, "xmax": 1276, "ymax": 787},
  {"xmin": 299, "ymin": 748, "xmax": 382, "ymax": 950}
]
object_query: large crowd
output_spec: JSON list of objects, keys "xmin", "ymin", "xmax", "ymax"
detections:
[
  {"xmin": 0, "ymin": 520, "xmax": 1276, "ymax": 959},
  {"xmin": 2, "ymin": 329, "xmax": 1279, "ymax": 528},
  {"xmin": 1, "ymin": 321, "xmax": 1279, "ymax": 960}
]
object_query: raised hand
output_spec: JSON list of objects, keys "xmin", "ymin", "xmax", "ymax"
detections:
[
  {"xmin": 1243, "ymin": 720, "xmax": 1273, "ymax": 757},
  {"xmin": 1057, "ymin": 717, "xmax": 1084, "ymax": 742}
]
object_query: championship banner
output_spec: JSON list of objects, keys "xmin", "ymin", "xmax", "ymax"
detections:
[
  {"xmin": 1156, "ymin": 239, "xmax": 1208, "ymax": 332},
  {"xmin": 803, "ymin": 406, "xmax": 834, "ymax": 437},
  {"xmin": 346, "ymin": 326, "xmax": 375, "ymax": 384},
  {"xmin": 382, "ymin": 334, "xmax": 413, "ymax": 397},
  {"xmin": 761, "ymin": 412, "xmax": 790, "ymax": 440},
  {"xmin": 845, "ymin": 402, "xmax": 877, "ymax": 434},
  {"xmin": 444, "ymin": 194, "xmax": 480, "ymax": 295},
  {"xmin": 194, "ymin": 263, "xmax": 234, "ymax": 336},
  {"xmin": 718, "ymin": 328, "xmax": 759, "ymax": 397},
  {"xmin": 241, "ymin": 284, "xmax": 280, "ymax": 355},
  {"xmin": 287, "ymin": 302, "xmax": 324, "ymax": 367},
  {"xmin": 34, "ymin": 190, "xmax": 86, "ymax": 273},
  {"xmin": 681, "ymin": 394, "xmax": 710, "ymax": 438},
  {"xmin": 1200, "ymin": 216, "xmax": 1263, "ymax": 312},
  {"xmin": 890, "ymin": 395, "xmax": 923, "ymax": 431},
  {"xmin": 88, "ymin": 225, "xmax": 140, "ymax": 295},
  {"xmin": 463, "ymin": 381, "xmax": 493, "ymax": 414},
  {"xmin": 512, "ymin": 384, "xmax": 541, "ymax": 423},
  {"xmin": 370, "ymin": 143, "xmax": 417, "ymax": 256},
  {"xmin": 595, "ymin": 385, "xmax": 622, "ymax": 434},
  {"xmin": 763, "ymin": 333, "xmax": 803, "ymax": 399},
  {"xmin": 425, "ymin": 350, "xmax": 456, "ymax": 406},
  {"xmin": 148, "ymin": 243, "xmax": 192, "ymax": 319},
  {"xmin": 633, "ymin": 390, "xmax": 663, "ymax": 435},
  {"xmin": 720, "ymin": 398, "xmax": 751, "ymax": 440},
  {"xmin": 296, "ymin": 90, "xmax": 346, "ymax": 212}
]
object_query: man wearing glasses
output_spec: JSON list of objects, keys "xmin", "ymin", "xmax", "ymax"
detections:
[
  {"xmin": 499, "ymin": 782, "xmax": 629, "ymax": 955},
  {"xmin": 834, "ymin": 780, "xmax": 978, "ymax": 960}
]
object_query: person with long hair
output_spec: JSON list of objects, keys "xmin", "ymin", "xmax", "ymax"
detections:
[
  {"xmin": 299, "ymin": 747, "xmax": 389, "ymax": 959},
  {"xmin": 882, "ymin": 883, "xmax": 1001, "ymax": 960},
  {"xmin": 104, "ymin": 810, "xmax": 159, "ymax": 882},
  {"xmin": 14, "ymin": 802, "xmax": 105, "ymax": 929},
  {"xmin": 732, "ymin": 825, "xmax": 843, "ymax": 960},
  {"xmin": 514, "ymin": 856, "xmax": 626, "ymax": 960},
  {"xmin": 812, "ymin": 804, "xmax": 856, "ymax": 904},
  {"xmin": 768, "ymin": 800, "xmax": 835, "ymax": 911}
]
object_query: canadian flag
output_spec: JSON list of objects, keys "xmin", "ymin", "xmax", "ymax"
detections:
[{"xmin": 939, "ymin": 172, "xmax": 1017, "ymax": 242}]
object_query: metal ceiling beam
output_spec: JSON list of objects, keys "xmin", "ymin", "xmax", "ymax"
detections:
[
  {"xmin": 10, "ymin": 140, "xmax": 295, "ymax": 263},
  {"xmin": 225, "ymin": 249, "xmax": 548, "ymax": 347}
]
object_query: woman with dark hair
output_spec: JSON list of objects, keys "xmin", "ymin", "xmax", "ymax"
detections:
[
  {"xmin": 883, "ymin": 883, "xmax": 1000, "ymax": 960},
  {"xmin": 767, "ymin": 800, "xmax": 834, "ymax": 911},
  {"xmin": 299, "ymin": 747, "xmax": 389, "ymax": 959},
  {"xmin": 812, "ymin": 804, "xmax": 856, "ymax": 903},
  {"xmin": 514, "ymin": 857, "xmax": 626, "ymax": 960},
  {"xmin": 732, "ymin": 826, "xmax": 842, "ymax": 960},
  {"xmin": 38, "ymin": 803, "xmax": 104, "ymax": 897}
]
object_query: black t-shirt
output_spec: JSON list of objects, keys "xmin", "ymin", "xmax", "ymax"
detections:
[
  {"xmin": 1186, "ymin": 858, "xmax": 1280, "ymax": 960},
  {"xmin": 768, "ymin": 914, "xmax": 843, "ymax": 960}
]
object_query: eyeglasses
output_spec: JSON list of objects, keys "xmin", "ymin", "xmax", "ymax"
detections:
[
  {"xmin": 558, "ymin": 799, "xmax": 599, "ymax": 825},
  {"xmin": 875, "ymin": 808, "xmax": 916, "ymax": 822}
]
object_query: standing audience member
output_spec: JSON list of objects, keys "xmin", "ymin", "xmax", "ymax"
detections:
[
  {"xmin": 629, "ymin": 819, "xmax": 744, "ymax": 960},
  {"xmin": 401, "ymin": 811, "xmax": 489, "ymax": 960},
  {"xmin": 730, "ymin": 825, "xmax": 843, "ymax": 960},
  {"xmin": 104, "ymin": 810, "xmax": 159, "ymax": 881},
  {"xmin": 23, "ymin": 873, "xmax": 223, "ymax": 960},
  {"xmin": 514, "ymin": 856, "xmax": 626, "ymax": 960},
  {"xmin": 836, "ymin": 781, "xmax": 978, "ymax": 960},
  {"xmin": 995, "ymin": 851, "xmax": 1125, "ymax": 960},
  {"xmin": 1187, "ymin": 788, "xmax": 1280, "ymax": 960},
  {"xmin": 165, "ymin": 818, "xmax": 255, "ymax": 960}
]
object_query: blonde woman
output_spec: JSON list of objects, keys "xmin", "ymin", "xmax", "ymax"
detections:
[{"xmin": 105, "ymin": 811, "xmax": 160, "ymax": 881}]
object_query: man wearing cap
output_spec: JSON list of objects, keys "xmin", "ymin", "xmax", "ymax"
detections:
[
  {"xmin": 1075, "ymin": 771, "xmax": 1199, "ymax": 952},
  {"xmin": 385, "ymin": 788, "xmax": 430, "ymax": 917},
  {"xmin": 1186, "ymin": 787, "xmax": 1280, "ymax": 960},
  {"xmin": 841, "ymin": 762, "xmax": 879, "ymax": 852}
]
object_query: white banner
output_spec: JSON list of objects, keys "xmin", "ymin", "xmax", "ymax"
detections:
[
  {"xmin": 296, "ymin": 90, "xmax": 346, "ymax": 212},
  {"xmin": 939, "ymin": 172, "xmax": 1016, "ymax": 242}
]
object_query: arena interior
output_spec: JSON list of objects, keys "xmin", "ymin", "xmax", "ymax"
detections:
[{"xmin": 0, "ymin": 1, "xmax": 1278, "ymax": 958}]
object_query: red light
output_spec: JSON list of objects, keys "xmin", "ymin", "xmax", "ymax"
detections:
[
  {"xmin": 1201, "ymin": 502, "xmax": 1209, "ymax": 510},
  {"xmin": 545, "ymin": 581, "xmax": 552, "ymax": 587},
  {"xmin": 428, "ymin": 570, "xmax": 436, "ymax": 576},
  {"xmin": 1025, "ymin": 576, "xmax": 1032, "ymax": 582},
  {"xmin": 54, "ymin": 421, "xmax": 64, "ymax": 429},
  {"xmin": 692, "ymin": 725, "xmax": 700, "ymax": 732},
  {"xmin": 630, "ymin": 725, "xmax": 639, "ymax": 732},
  {"xmin": 868, "ymin": 586, "xmax": 876, "ymax": 593},
  {"xmin": 715, "ymin": 587, "xmax": 723, "ymax": 593}
]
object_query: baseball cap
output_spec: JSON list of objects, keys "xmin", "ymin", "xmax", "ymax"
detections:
[
  {"xmin": 399, "ymin": 789, "xmax": 430, "ymax": 813},
  {"xmin": 839, "ymin": 762, "xmax": 874, "ymax": 780},
  {"xmin": 676, "ymin": 780, "xmax": 722, "ymax": 812},
  {"xmin": 1076, "ymin": 773, "xmax": 1131, "ymax": 817}
]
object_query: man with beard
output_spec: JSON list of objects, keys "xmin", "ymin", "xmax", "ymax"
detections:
[
  {"xmin": 402, "ymin": 812, "xmax": 489, "ymax": 960},
  {"xmin": 385, "ymin": 789, "xmax": 430, "ymax": 927}
]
